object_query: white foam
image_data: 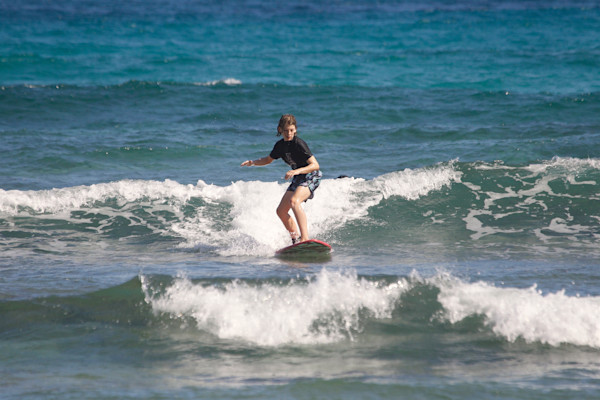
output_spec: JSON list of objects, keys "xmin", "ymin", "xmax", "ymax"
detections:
[
  {"xmin": 463, "ymin": 209, "xmax": 523, "ymax": 240},
  {"xmin": 143, "ymin": 270, "xmax": 600, "ymax": 348},
  {"xmin": 462, "ymin": 157, "xmax": 600, "ymax": 241},
  {"xmin": 436, "ymin": 275, "xmax": 600, "ymax": 348},
  {"xmin": 0, "ymin": 179, "xmax": 197, "ymax": 215},
  {"xmin": 172, "ymin": 179, "xmax": 287, "ymax": 255},
  {"xmin": 194, "ymin": 78, "xmax": 242, "ymax": 86},
  {"xmin": 0, "ymin": 163, "xmax": 460, "ymax": 256},
  {"xmin": 142, "ymin": 269, "xmax": 409, "ymax": 346},
  {"xmin": 180, "ymin": 163, "xmax": 460, "ymax": 255},
  {"xmin": 523, "ymin": 156, "xmax": 600, "ymax": 175},
  {"xmin": 371, "ymin": 162, "xmax": 462, "ymax": 200}
]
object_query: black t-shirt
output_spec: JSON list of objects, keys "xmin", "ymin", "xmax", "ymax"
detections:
[{"xmin": 269, "ymin": 136, "xmax": 313, "ymax": 170}]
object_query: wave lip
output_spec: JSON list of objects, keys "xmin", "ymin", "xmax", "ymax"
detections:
[
  {"xmin": 142, "ymin": 270, "xmax": 600, "ymax": 349},
  {"xmin": 8, "ymin": 271, "xmax": 596, "ymax": 350},
  {"xmin": 522, "ymin": 156, "xmax": 600, "ymax": 174},
  {"xmin": 0, "ymin": 179, "xmax": 197, "ymax": 215},
  {"xmin": 371, "ymin": 161, "xmax": 462, "ymax": 201},
  {"xmin": 142, "ymin": 270, "xmax": 409, "ymax": 346},
  {"xmin": 1, "ymin": 158, "xmax": 598, "ymax": 257},
  {"xmin": 436, "ymin": 275, "xmax": 600, "ymax": 348},
  {"xmin": 193, "ymin": 78, "xmax": 242, "ymax": 86}
]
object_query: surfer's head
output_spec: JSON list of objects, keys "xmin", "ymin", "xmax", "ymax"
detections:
[{"xmin": 277, "ymin": 114, "xmax": 297, "ymax": 139}]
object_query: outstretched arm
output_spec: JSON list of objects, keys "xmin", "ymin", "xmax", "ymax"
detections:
[
  {"xmin": 241, "ymin": 156, "xmax": 274, "ymax": 167},
  {"xmin": 284, "ymin": 156, "xmax": 319, "ymax": 180}
]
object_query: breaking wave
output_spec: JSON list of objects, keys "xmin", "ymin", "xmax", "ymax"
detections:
[{"xmin": 1, "ymin": 157, "xmax": 598, "ymax": 257}]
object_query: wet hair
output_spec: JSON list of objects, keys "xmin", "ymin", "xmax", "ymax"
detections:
[{"xmin": 277, "ymin": 114, "xmax": 297, "ymax": 136}]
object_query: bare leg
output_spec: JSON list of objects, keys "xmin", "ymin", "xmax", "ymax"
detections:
[
  {"xmin": 291, "ymin": 186, "xmax": 312, "ymax": 241},
  {"xmin": 276, "ymin": 187, "xmax": 312, "ymax": 242},
  {"xmin": 276, "ymin": 191, "xmax": 298, "ymax": 236}
]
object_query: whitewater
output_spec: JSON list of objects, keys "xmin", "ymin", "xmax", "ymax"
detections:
[{"xmin": 2, "ymin": 1, "xmax": 600, "ymax": 399}]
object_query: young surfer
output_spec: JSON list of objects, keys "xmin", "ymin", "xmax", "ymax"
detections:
[{"xmin": 241, "ymin": 114, "xmax": 322, "ymax": 244}]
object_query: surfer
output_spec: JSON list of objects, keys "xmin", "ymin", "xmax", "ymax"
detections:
[{"xmin": 241, "ymin": 114, "xmax": 322, "ymax": 244}]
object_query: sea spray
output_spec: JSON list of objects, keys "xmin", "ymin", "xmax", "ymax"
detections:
[
  {"xmin": 0, "ymin": 179, "xmax": 197, "ymax": 215},
  {"xmin": 141, "ymin": 270, "xmax": 410, "ymax": 346},
  {"xmin": 175, "ymin": 162, "xmax": 461, "ymax": 254},
  {"xmin": 141, "ymin": 269, "xmax": 600, "ymax": 349},
  {"xmin": 435, "ymin": 274, "xmax": 600, "ymax": 348}
]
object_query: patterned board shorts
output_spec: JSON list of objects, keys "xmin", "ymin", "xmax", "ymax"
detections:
[{"xmin": 287, "ymin": 170, "xmax": 322, "ymax": 200}]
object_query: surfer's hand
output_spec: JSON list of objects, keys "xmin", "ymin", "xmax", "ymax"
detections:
[
  {"xmin": 285, "ymin": 170, "xmax": 297, "ymax": 180},
  {"xmin": 241, "ymin": 160, "xmax": 253, "ymax": 167}
]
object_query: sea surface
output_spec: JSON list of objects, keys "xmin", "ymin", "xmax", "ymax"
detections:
[{"xmin": 2, "ymin": 0, "xmax": 600, "ymax": 399}]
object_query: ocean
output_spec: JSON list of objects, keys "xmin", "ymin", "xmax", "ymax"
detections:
[{"xmin": 1, "ymin": 0, "xmax": 600, "ymax": 398}]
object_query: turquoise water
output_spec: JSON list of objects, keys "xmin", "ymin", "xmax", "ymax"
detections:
[{"xmin": 2, "ymin": 1, "xmax": 600, "ymax": 399}]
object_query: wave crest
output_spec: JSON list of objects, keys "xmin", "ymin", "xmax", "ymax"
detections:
[
  {"xmin": 436, "ymin": 274, "xmax": 600, "ymax": 347},
  {"xmin": 142, "ymin": 269, "xmax": 409, "ymax": 346},
  {"xmin": 140, "ymin": 270, "xmax": 600, "ymax": 348},
  {"xmin": 0, "ymin": 163, "xmax": 459, "ymax": 255}
]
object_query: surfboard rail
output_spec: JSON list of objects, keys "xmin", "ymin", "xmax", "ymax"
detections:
[{"xmin": 275, "ymin": 239, "xmax": 332, "ymax": 255}]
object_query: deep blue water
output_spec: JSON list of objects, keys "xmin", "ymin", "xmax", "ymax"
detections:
[{"xmin": 1, "ymin": 1, "xmax": 600, "ymax": 399}]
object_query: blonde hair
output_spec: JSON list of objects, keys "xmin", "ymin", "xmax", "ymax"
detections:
[{"xmin": 277, "ymin": 114, "xmax": 297, "ymax": 136}]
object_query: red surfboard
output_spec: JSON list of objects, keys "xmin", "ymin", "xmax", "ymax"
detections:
[{"xmin": 275, "ymin": 239, "xmax": 332, "ymax": 256}]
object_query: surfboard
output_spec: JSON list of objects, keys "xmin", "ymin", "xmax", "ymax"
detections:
[{"xmin": 275, "ymin": 239, "xmax": 332, "ymax": 256}]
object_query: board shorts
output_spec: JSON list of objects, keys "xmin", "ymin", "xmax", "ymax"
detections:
[{"xmin": 287, "ymin": 170, "xmax": 322, "ymax": 200}]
